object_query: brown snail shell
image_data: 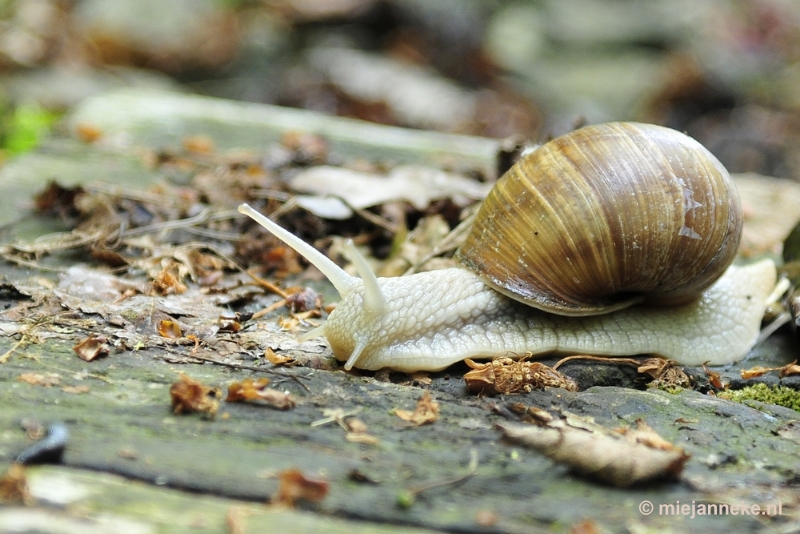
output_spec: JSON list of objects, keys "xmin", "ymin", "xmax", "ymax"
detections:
[{"xmin": 456, "ymin": 122, "xmax": 743, "ymax": 316}]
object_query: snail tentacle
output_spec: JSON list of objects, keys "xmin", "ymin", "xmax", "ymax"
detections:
[
  {"xmin": 342, "ymin": 239, "xmax": 386, "ymax": 312},
  {"xmin": 238, "ymin": 203, "xmax": 357, "ymax": 296}
]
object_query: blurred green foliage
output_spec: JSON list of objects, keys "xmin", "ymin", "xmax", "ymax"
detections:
[{"xmin": 2, "ymin": 103, "xmax": 59, "ymax": 156}]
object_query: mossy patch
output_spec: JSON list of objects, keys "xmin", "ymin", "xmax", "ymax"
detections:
[{"xmin": 719, "ymin": 383, "xmax": 800, "ymax": 412}]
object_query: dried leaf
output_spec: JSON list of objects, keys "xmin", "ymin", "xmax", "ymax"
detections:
[
  {"xmin": 740, "ymin": 366, "xmax": 772, "ymax": 379},
  {"xmin": 275, "ymin": 468, "xmax": 328, "ymax": 506},
  {"xmin": 638, "ymin": 358, "xmax": 691, "ymax": 389},
  {"xmin": 0, "ymin": 464, "xmax": 31, "ymax": 504},
  {"xmin": 740, "ymin": 360, "xmax": 800, "ymax": 379},
  {"xmin": 225, "ymin": 378, "xmax": 296, "ymax": 410},
  {"xmin": 152, "ymin": 268, "xmax": 187, "ymax": 296},
  {"xmin": 170, "ymin": 374, "xmax": 220, "ymax": 418},
  {"xmin": 395, "ymin": 391, "xmax": 439, "ymax": 426},
  {"xmin": 74, "ymin": 123, "xmax": 103, "ymax": 143},
  {"xmin": 17, "ymin": 373, "xmax": 60, "ymax": 387},
  {"xmin": 183, "ymin": 135, "xmax": 215, "ymax": 154},
  {"xmin": 218, "ymin": 315, "xmax": 242, "ymax": 333},
  {"xmin": 779, "ymin": 362, "xmax": 800, "ymax": 377},
  {"xmin": 344, "ymin": 418, "xmax": 379, "ymax": 445},
  {"xmin": 702, "ymin": 362, "xmax": 726, "ymax": 390},
  {"xmin": 464, "ymin": 357, "xmax": 578, "ymax": 395},
  {"xmin": 72, "ymin": 335, "xmax": 110, "ymax": 361},
  {"xmin": 497, "ymin": 413, "xmax": 689, "ymax": 487},
  {"xmin": 265, "ymin": 347, "xmax": 295, "ymax": 366},
  {"xmin": 158, "ymin": 319, "xmax": 183, "ymax": 339}
]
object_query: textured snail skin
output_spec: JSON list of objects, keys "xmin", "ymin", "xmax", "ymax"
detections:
[
  {"xmin": 321, "ymin": 261, "xmax": 775, "ymax": 372},
  {"xmin": 239, "ymin": 202, "xmax": 775, "ymax": 373}
]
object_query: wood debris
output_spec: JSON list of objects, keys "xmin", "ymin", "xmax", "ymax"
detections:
[
  {"xmin": 464, "ymin": 357, "xmax": 578, "ymax": 394},
  {"xmin": 225, "ymin": 378, "xmax": 296, "ymax": 410},
  {"xmin": 740, "ymin": 360, "xmax": 800, "ymax": 379},
  {"xmin": 497, "ymin": 411, "xmax": 690, "ymax": 487},
  {"xmin": 0, "ymin": 464, "xmax": 31, "ymax": 504},
  {"xmin": 395, "ymin": 390, "xmax": 439, "ymax": 426},
  {"xmin": 169, "ymin": 374, "xmax": 220, "ymax": 418},
  {"xmin": 17, "ymin": 372, "xmax": 60, "ymax": 387},
  {"xmin": 72, "ymin": 335, "xmax": 110, "ymax": 361},
  {"xmin": 274, "ymin": 468, "xmax": 328, "ymax": 507},
  {"xmin": 637, "ymin": 358, "xmax": 691, "ymax": 389}
]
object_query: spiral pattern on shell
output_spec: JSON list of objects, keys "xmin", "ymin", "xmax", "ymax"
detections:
[{"xmin": 456, "ymin": 122, "xmax": 743, "ymax": 316}]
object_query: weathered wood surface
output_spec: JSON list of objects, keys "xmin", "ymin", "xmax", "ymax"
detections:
[{"xmin": 0, "ymin": 89, "xmax": 798, "ymax": 533}]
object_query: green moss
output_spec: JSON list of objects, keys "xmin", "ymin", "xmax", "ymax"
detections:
[{"xmin": 720, "ymin": 383, "xmax": 800, "ymax": 412}]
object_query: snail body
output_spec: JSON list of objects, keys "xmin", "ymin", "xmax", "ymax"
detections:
[{"xmin": 239, "ymin": 122, "xmax": 776, "ymax": 372}]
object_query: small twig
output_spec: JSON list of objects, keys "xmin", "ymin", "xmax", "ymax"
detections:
[
  {"xmin": 245, "ymin": 269, "xmax": 289, "ymax": 299},
  {"xmin": 404, "ymin": 449, "xmax": 479, "ymax": 498},
  {"xmin": 164, "ymin": 350, "xmax": 311, "ymax": 392},
  {"xmin": 119, "ymin": 209, "xmax": 240, "ymax": 238},
  {"xmin": 552, "ymin": 354, "xmax": 650, "ymax": 371},
  {"xmin": 0, "ymin": 336, "xmax": 26, "ymax": 363}
]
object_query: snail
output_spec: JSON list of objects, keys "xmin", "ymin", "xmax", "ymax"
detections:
[{"xmin": 239, "ymin": 122, "xmax": 777, "ymax": 372}]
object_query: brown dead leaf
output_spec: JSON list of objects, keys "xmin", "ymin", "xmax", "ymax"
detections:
[
  {"xmin": 0, "ymin": 464, "xmax": 31, "ymax": 504},
  {"xmin": 72, "ymin": 335, "xmax": 110, "ymax": 361},
  {"xmin": 218, "ymin": 315, "xmax": 242, "ymax": 333},
  {"xmin": 740, "ymin": 360, "xmax": 800, "ymax": 379},
  {"xmin": 344, "ymin": 418, "xmax": 379, "ymax": 445},
  {"xmin": 183, "ymin": 135, "xmax": 215, "ymax": 154},
  {"xmin": 74, "ymin": 122, "xmax": 103, "ymax": 143},
  {"xmin": 275, "ymin": 468, "xmax": 328, "ymax": 506},
  {"xmin": 152, "ymin": 268, "xmax": 187, "ymax": 296},
  {"xmin": 497, "ymin": 412, "xmax": 690, "ymax": 487},
  {"xmin": 265, "ymin": 347, "xmax": 295, "ymax": 366},
  {"xmin": 638, "ymin": 358, "xmax": 691, "ymax": 389},
  {"xmin": 225, "ymin": 378, "xmax": 296, "ymax": 410},
  {"xmin": 185, "ymin": 249, "xmax": 224, "ymax": 286},
  {"xmin": 702, "ymin": 362, "xmax": 726, "ymax": 390},
  {"xmin": 740, "ymin": 366, "xmax": 772, "ymax": 379},
  {"xmin": 779, "ymin": 362, "xmax": 800, "ymax": 377},
  {"xmin": 395, "ymin": 391, "xmax": 439, "ymax": 426},
  {"xmin": 170, "ymin": 374, "xmax": 220, "ymax": 418},
  {"xmin": 158, "ymin": 319, "xmax": 183, "ymax": 339},
  {"xmin": 17, "ymin": 373, "xmax": 60, "ymax": 387},
  {"xmin": 465, "ymin": 357, "xmax": 578, "ymax": 395}
]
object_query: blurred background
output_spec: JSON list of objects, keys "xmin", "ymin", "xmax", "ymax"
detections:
[{"xmin": 0, "ymin": 0, "xmax": 799, "ymax": 179}]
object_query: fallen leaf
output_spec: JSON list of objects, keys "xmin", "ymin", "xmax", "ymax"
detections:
[
  {"xmin": 275, "ymin": 468, "xmax": 328, "ymax": 506},
  {"xmin": 170, "ymin": 374, "xmax": 220, "ymax": 418},
  {"xmin": 265, "ymin": 348, "xmax": 295, "ymax": 366},
  {"xmin": 158, "ymin": 319, "xmax": 183, "ymax": 339},
  {"xmin": 183, "ymin": 135, "xmax": 215, "ymax": 154},
  {"xmin": 395, "ymin": 391, "xmax": 439, "ymax": 426},
  {"xmin": 152, "ymin": 268, "xmax": 187, "ymax": 296},
  {"xmin": 638, "ymin": 358, "xmax": 691, "ymax": 389},
  {"xmin": 218, "ymin": 315, "xmax": 242, "ymax": 333},
  {"xmin": 72, "ymin": 335, "xmax": 110, "ymax": 361},
  {"xmin": 497, "ymin": 411, "xmax": 690, "ymax": 487},
  {"xmin": 344, "ymin": 418, "xmax": 379, "ymax": 445},
  {"xmin": 464, "ymin": 357, "xmax": 578, "ymax": 395},
  {"xmin": 779, "ymin": 362, "xmax": 800, "ymax": 377},
  {"xmin": 74, "ymin": 123, "xmax": 103, "ymax": 143},
  {"xmin": 17, "ymin": 373, "xmax": 60, "ymax": 387},
  {"xmin": 0, "ymin": 464, "xmax": 31, "ymax": 504},
  {"xmin": 702, "ymin": 362, "xmax": 726, "ymax": 390},
  {"xmin": 225, "ymin": 378, "xmax": 296, "ymax": 410}
]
